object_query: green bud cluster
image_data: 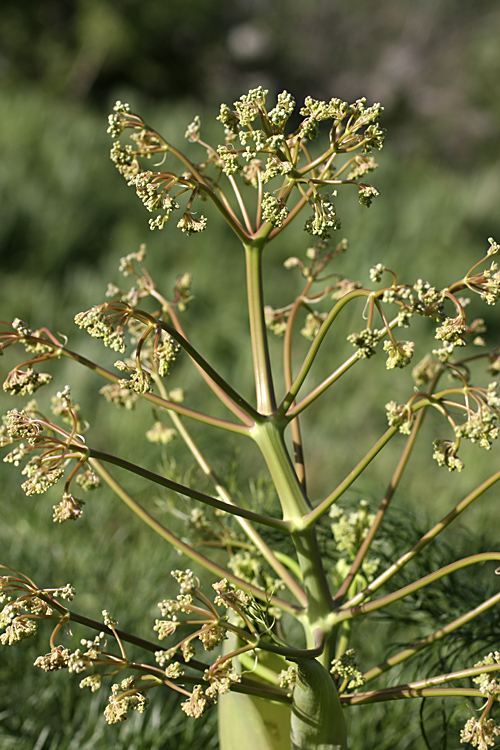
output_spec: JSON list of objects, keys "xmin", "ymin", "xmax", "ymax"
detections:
[
  {"xmin": 74, "ymin": 306, "xmax": 126, "ymax": 353},
  {"xmin": 460, "ymin": 716, "xmax": 500, "ymax": 748},
  {"xmin": 104, "ymin": 678, "xmax": 149, "ymax": 725},
  {"xmin": 432, "ymin": 439, "xmax": 464, "ymax": 472},
  {"xmin": 347, "ymin": 328, "xmax": 382, "ymax": 358},
  {"xmin": 330, "ymin": 648, "xmax": 365, "ymax": 690},
  {"xmin": 383, "ymin": 339, "xmax": 415, "ymax": 369},
  {"xmin": 261, "ymin": 193, "xmax": 289, "ymax": 228},
  {"xmin": 3, "ymin": 367, "xmax": 52, "ymax": 396}
]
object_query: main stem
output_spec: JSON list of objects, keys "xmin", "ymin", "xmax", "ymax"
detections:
[
  {"xmin": 244, "ymin": 235, "xmax": 345, "ymax": 747},
  {"xmin": 245, "ymin": 242, "xmax": 276, "ymax": 414}
]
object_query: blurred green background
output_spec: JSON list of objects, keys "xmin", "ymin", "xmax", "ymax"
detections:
[{"xmin": 1, "ymin": 1, "xmax": 500, "ymax": 748}]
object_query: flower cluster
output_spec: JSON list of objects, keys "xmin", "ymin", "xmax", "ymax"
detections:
[
  {"xmin": 3, "ymin": 368, "xmax": 52, "ymax": 396},
  {"xmin": 460, "ymin": 717, "xmax": 500, "ymax": 749},
  {"xmin": 203, "ymin": 659, "xmax": 241, "ymax": 700},
  {"xmin": 145, "ymin": 421, "xmax": 176, "ymax": 445},
  {"xmin": 264, "ymin": 306, "xmax": 289, "ymax": 336},
  {"xmin": 104, "ymin": 677, "xmax": 149, "ymax": 724},
  {"xmin": 99, "ymin": 384, "xmax": 138, "ymax": 409},
  {"xmin": 304, "ymin": 194, "xmax": 341, "ymax": 239},
  {"xmin": 261, "ymin": 193, "xmax": 289, "ymax": 228},
  {"xmin": 0, "ymin": 579, "xmax": 54, "ymax": 647},
  {"xmin": 329, "ymin": 500, "xmax": 380, "ymax": 585},
  {"xmin": 34, "ymin": 645, "xmax": 72, "ymax": 671},
  {"xmin": 385, "ymin": 400, "xmax": 414, "ymax": 435},
  {"xmin": 117, "ymin": 364, "xmax": 152, "ymax": 394},
  {"xmin": 52, "ymin": 492, "xmax": 85, "ymax": 523},
  {"xmin": 383, "ymin": 339, "xmax": 415, "ymax": 369},
  {"xmin": 107, "ymin": 88, "xmax": 384, "ymax": 247},
  {"xmin": 358, "ymin": 183, "xmax": 380, "ymax": 207},
  {"xmin": 154, "ymin": 570, "xmax": 228, "ymax": 666},
  {"xmin": 74, "ymin": 305, "xmax": 126, "ymax": 353},
  {"xmin": 479, "ymin": 260, "xmax": 500, "ymax": 305},
  {"xmin": 128, "ymin": 170, "xmax": 179, "ymax": 215},
  {"xmin": 432, "ymin": 439, "xmax": 464, "ymax": 472},
  {"xmin": 106, "ymin": 101, "xmax": 133, "ymax": 139},
  {"xmin": 300, "ymin": 311, "xmax": 328, "ymax": 340},
  {"xmin": 472, "ymin": 652, "xmax": 500, "ymax": 697},
  {"xmin": 330, "ymin": 648, "xmax": 365, "ymax": 690},
  {"xmin": 347, "ymin": 328, "xmax": 382, "ymax": 359},
  {"xmin": 454, "ymin": 407, "xmax": 499, "ymax": 450},
  {"xmin": 176, "ymin": 213, "xmax": 207, "ymax": 235},
  {"xmin": 21, "ymin": 457, "xmax": 65, "ymax": 496}
]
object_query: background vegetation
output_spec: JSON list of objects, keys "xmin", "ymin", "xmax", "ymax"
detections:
[{"xmin": 1, "ymin": 2, "xmax": 500, "ymax": 747}]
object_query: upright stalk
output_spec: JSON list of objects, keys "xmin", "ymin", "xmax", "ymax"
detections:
[{"xmin": 245, "ymin": 242, "xmax": 276, "ymax": 415}]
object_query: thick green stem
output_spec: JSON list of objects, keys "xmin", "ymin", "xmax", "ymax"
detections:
[
  {"xmin": 250, "ymin": 421, "xmax": 334, "ymax": 649},
  {"xmin": 154, "ymin": 388, "xmax": 307, "ymax": 607},
  {"xmin": 245, "ymin": 243, "xmax": 276, "ymax": 414},
  {"xmin": 291, "ymin": 658, "xmax": 347, "ymax": 750}
]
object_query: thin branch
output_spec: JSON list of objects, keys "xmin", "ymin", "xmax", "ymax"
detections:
[
  {"xmin": 88, "ymin": 447, "xmax": 290, "ymax": 533},
  {"xmin": 341, "ymin": 686, "xmax": 483, "ymax": 706},
  {"xmin": 333, "ymin": 405, "xmax": 427, "ymax": 603},
  {"xmin": 282, "ymin": 276, "xmax": 314, "ymax": 488},
  {"xmin": 88, "ymin": 457, "xmax": 301, "ymax": 616},
  {"xmin": 362, "ymin": 591, "xmax": 500, "ymax": 684},
  {"xmin": 302, "ymin": 426, "xmax": 398, "ymax": 528},
  {"xmin": 336, "ymin": 553, "xmax": 500, "ymax": 623},
  {"xmin": 57, "ymin": 344, "xmax": 252, "ymax": 435},
  {"xmin": 279, "ymin": 288, "xmax": 370, "ymax": 416},
  {"xmin": 344, "ymin": 467, "xmax": 500, "ymax": 608}
]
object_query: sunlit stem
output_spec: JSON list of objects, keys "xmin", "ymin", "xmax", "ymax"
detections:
[
  {"xmin": 245, "ymin": 242, "xmax": 276, "ymax": 414},
  {"xmin": 283, "ymin": 276, "xmax": 314, "ymax": 488},
  {"xmin": 151, "ymin": 377, "xmax": 308, "ymax": 607}
]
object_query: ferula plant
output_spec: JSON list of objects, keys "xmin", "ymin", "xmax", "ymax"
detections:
[{"xmin": 1, "ymin": 87, "xmax": 500, "ymax": 749}]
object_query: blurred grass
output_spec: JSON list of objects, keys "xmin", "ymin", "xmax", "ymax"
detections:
[{"xmin": 1, "ymin": 84, "xmax": 500, "ymax": 749}]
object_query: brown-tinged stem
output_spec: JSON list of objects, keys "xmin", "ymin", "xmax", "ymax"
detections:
[
  {"xmin": 345, "ymin": 467, "xmax": 500, "ymax": 608},
  {"xmin": 362, "ymin": 591, "xmax": 500, "ymax": 684}
]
